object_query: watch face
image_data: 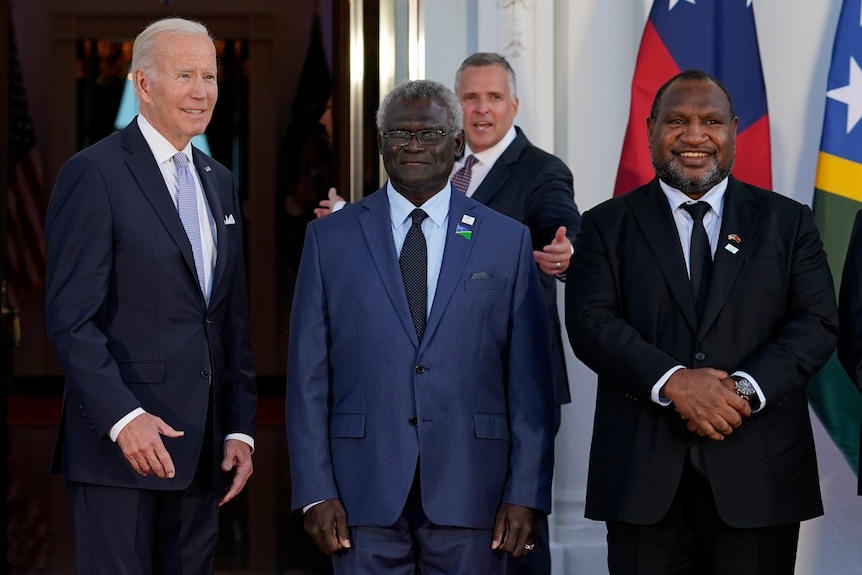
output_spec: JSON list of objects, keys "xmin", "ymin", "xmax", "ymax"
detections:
[{"xmin": 735, "ymin": 378, "xmax": 756, "ymax": 398}]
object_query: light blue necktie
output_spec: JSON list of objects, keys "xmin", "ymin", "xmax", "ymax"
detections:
[{"xmin": 172, "ymin": 152, "xmax": 206, "ymax": 295}]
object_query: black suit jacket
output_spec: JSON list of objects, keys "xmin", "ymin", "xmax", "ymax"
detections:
[
  {"xmin": 836, "ymin": 209, "xmax": 862, "ymax": 496},
  {"xmin": 566, "ymin": 176, "xmax": 838, "ymax": 528},
  {"xmin": 45, "ymin": 119, "xmax": 257, "ymax": 491},
  {"xmin": 472, "ymin": 127, "xmax": 581, "ymax": 406}
]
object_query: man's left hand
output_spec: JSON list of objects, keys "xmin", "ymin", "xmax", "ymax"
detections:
[
  {"xmin": 533, "ymin": 226, "xmax": 572, "ymax": 276},
  {"xmin": 219, "ymin": 439, "xmax": 254, "ymax": 506},
  {"xmin": 490, "ymin": 503, "xmax": 537, "ymax": 557}
]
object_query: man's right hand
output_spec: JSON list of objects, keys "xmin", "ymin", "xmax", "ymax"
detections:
[
  {"xmin": 662, "ymin": 367, "xmax": 751, "ymax": 441},
  {"xmin": 116, "ymin": 412, "xmax": 184, "ymax": 478},
  {"xmin": 314, "ymin": 187, "xmax": 347, "ymax": 218},
  {"xmin": 304, "ymin": 498, "xmax": 352, "ymax": 554}
]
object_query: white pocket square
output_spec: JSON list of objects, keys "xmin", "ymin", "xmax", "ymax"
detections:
[{"xmin": 224, "ymin": 214, "xmax": 236, "ymax": 225}]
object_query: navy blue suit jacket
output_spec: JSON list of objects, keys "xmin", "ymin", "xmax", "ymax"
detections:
[
  {"xmin": 45, "ymin": 119, "xmax": 256, "ymax": 491},
  {"xmin": 566, "ymin": 177, "xmax": 838, "ymax": 528},
  {"xmin": 287, "ymin": 186, "xmax": 556, "ymax": 528},
  {"xmin": 472, "ymin": 127, "xmax": 580, "ymax": 407}
]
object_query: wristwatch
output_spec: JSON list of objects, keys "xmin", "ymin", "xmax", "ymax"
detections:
[{"xmin": 732, "ymin": 375, "xmax": 761, "ymax": 410}]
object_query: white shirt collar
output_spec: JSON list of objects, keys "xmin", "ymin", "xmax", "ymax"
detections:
[
  {"xmin": 387, "ymin": 181, "xmax": 452, "ymax": 229},
  {"xmin": 136, "ymin": 115, "xmax": 195, "ymax": 166},
  {"xmin": 462, "ymin": 125, "xmax": 517, "ymax": 168},
  {"xmin": 659, "ymin": 176, "xmax": 728, "ymax": 217}
]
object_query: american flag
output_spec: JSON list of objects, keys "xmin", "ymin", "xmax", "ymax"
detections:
[{"xmin": 6, "ymin": 18, "xmax": 46, "ymax": 309}]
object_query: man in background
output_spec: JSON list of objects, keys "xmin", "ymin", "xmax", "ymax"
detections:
[{"xmin": 45, "ymin": 17, "xmax": 256, "ymax": 574}]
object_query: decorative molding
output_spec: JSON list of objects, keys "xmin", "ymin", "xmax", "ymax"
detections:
[{"xmin": 499, "ymin": 0, "xmax": 531, "ymax": 58}]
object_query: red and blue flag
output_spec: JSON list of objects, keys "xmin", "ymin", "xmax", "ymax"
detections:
[{"xmin": 614, "ymin": 0, "xmax": 772, "ymax": 196}]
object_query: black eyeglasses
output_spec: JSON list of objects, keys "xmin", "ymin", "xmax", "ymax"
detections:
[{"xmin": 382, "ymin": 129, "xmax": 452, "ymax": 146}]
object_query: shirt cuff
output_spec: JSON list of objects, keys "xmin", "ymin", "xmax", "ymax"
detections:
[
  {"xmin": 109, "ymin": 407, "xmax": 146, "ymax": 441},
  {"xmin": 303, "ymin": 500, "xmax": 324, "ymax": 513},
  {"xmin": 652, "ymin": 365, "xmax": 686, "ymax": 406},
  {"xmin": 225, "ymin": 433, "xmax": 255, "ymax": 454},
  {"xmin": 332, "ymin": 200, "xmax": 346, "ymax": 213},
  {"xmin": 732, "ymin": 370, "xmax": 766, "ymax": 412}
]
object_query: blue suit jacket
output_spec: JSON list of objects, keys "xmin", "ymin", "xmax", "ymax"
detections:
[
  {"xmin": 287, "ymin": 186, "xmax": 556, "ymax": 528},
  {"xmin": 45, "ymin": 119, "xmax": 256, "ymax": 490}
]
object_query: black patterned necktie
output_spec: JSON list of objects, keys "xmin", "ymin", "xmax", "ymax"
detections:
[
  {"xmin": 451, "ymin": 154, "xmax": 478, "ymax": 194},
  {"xmin": 682, "ymin": 201, "xmax": 712, "ymax": 317},
  {"xmin": 400, "ymin": 208, "xmax": 429, "ymax": 340}
]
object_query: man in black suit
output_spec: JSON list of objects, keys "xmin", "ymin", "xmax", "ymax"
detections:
[
  {"xmin": 45, "ymin": 18, "xmax": 256, "ymax": 574},
  {"xmin": 836, "ymin": 211, "xmax": 862, "ymax": 496},
  {"xmin": 565, "ymin": 69, "xmax": 838, "ymax": 574}
]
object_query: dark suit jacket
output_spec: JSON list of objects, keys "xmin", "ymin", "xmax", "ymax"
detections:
[
  {"xmin": 287, "ymin": 186, "xmax": 556, "ymax": 528},
  {"xmin": 45, "ymin": 118, "xmax": 256, "ymax": 491},
  {"xmin": 565, "ymin": 176, "xmax": 838, "ymax": 528},
  {"xmin": 836, "ymin": 209, "xmax": 862, "ymax": 496},
  {"xmin": 472, "ymin": 127, "xmax": 581, "ymax": 406}
]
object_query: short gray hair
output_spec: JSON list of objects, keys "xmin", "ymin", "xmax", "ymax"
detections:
[
  {"xmin": 376, "ymin": 79, "xmax": 463, "ymax": 132},
  {"xmin": 454, "ymin": 52, "xmax": 517, "ymax": 99},
  {"xmin": 131, "ymin": 17, "xmax": 214, "ymax": 79}
]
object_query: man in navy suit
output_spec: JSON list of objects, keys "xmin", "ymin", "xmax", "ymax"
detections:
[
  {"xmin": 566, "ymin": 70, "xmax": 837, "ymax": 574},
  {"xmin": 287, "ymin": 79, "xmax": 555, "ymax": 574},
  {"xmin": 45, "ymin": 17, "xmax": 256, "ymax": 574}
]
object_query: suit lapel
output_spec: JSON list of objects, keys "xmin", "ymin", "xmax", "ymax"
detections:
[
  {"xmin": 422, "ymin": 193, "xmax": 478, "ymax": 348},
  {"xmin": 358, "ymin": 189, "xmax": 421, "ymax": 345},
  {"xmin": 470, "ymin": 128, "xmax": 527, "ymax": 205},
  {"xmin": 697, "ymin": 178, "xmax": 762, "ymax": 336},
  {"xmin": 194, "ymin": 149, "xmax": 227, "ymax": 298},
  {"xmin": 121, "ymin": 123, "xmax": 201, "ymax": 293},
  {"xmin": 629, "ymin": 180, "xmax": 699, "ymax": 332}
]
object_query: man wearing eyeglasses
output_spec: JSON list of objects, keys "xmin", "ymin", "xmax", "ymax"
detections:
[{"xmin": 287, "ymin": 79, "xmax": 556, "ymax": 574}]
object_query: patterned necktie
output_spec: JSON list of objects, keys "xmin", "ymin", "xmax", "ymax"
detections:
[
  {"xmin": 400, "ymin": 208, "xmax": 429, "ymax": 341},
  {"xmin": 172, "ymin": 152, "xmax": 206, "ymax": 295},
  {"xmin": 682, "ymin": 201, "xmax": 712, "ymax": 317},
  {"xmin": 451, "ymin": 154, "xmax": 478, "ymax": 194}
]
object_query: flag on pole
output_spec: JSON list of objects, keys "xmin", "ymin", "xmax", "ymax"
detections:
[
  {"xmin": 6, "ymin": 16, "xmax": 46, "ymax": 309},
  {"xmin": 614, "ymin": 0, "xmax": 771, "ymax": 196},
  {"xmin": 810, "ymin": 0, "xmax": 862, "ymax": 475}
]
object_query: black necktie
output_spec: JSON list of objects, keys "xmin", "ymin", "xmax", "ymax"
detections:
[
  {"xmin": 400, "ymin": 209, "xmax": 429, "ymax": 341},
  {"xmin": 682, "ymin": 201, "xmax": 712, "ymax": 317}
]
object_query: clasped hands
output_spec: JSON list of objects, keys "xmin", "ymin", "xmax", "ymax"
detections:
[{"xmin": 662, "ymin": 367, "xmax": 752, "ymax": 441}]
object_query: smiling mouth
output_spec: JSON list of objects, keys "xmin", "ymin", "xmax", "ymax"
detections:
[
  {"xmin": 678, "ymin": 151, "xmax": 710, "ymax": 158},
  {"xmin": 182, "ymin": 109, "xmax": 206, "ymax": 115}
]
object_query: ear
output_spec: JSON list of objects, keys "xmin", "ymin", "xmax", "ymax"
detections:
[
  {"xmin": 454, "ymin": 129, "xmax": 465, "ymax": 157},
  {"xmin": 134, "ymin": 69, "xmax": 152, "ymax": 105},
  {"xmin": 377, "ymin": 131, "xmax": 385, "ymax": 155}
]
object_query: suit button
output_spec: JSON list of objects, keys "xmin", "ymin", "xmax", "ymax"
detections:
[
  {"xmin": 201, "ymin": 369, "xmax": 211, "ymax": 377},
  {"xmin": 694, "ymin": 352, "xmax": 706, "ymax": 362},
  {"xmin": 409, "ymin": 417, "xmax": 418, "ymax": 427},
  {"xmin": 415, "ymin": 365, "xmax": 426, "ymax": 374}
]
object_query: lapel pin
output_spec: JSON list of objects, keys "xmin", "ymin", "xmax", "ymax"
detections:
[
  {"xmin": 724, "ymin": 243, "xmax": 739, "ymax": 255},
  {"xmin": 456, "ymin": 224, "xmax": 472, "ymax": 240},
  {"xmin": 727, "ymin": 233, "xmax": 741, "ymax": 243},
  {"xmin": 461, "ymin": 214, "xmax": 475, "ymax": 226},
  {"xmin": 204, "ymin": 166, "xmax": 212, "ymax": 173}
]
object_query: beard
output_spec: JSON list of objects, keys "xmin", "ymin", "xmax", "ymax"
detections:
[{"xmin": 652, "ymin": 157, "xmax": 734, "ymax": 197}]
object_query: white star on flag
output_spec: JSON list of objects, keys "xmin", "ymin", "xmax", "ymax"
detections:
[
  {"xmin": 826, "ymin": 56, "xmax": 862, "ymax": 134},
  {"xmin": 669, "ymin": 0, "xmax": 696, "ymax": 9}
]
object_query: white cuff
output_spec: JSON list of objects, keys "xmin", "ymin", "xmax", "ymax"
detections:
[{"xmin": 109, "ymin": 408, "xmax": 146, "ymax": 441}]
